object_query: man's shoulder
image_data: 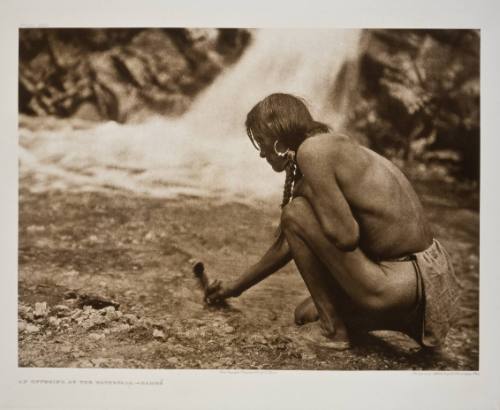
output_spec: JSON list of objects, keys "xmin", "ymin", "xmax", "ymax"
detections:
[{"xmin": 297, "ymin": 133, "xmax": 361, "ymax": 166}]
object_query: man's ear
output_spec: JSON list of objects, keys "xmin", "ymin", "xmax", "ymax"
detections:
[{"xmin": 275, "ymin": 140, "xmax": 288, "ymax": 154}]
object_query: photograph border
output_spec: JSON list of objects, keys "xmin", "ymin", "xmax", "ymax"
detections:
[{"xmin": 2, "ymin": 0, "xmax": 499, "ymax": 409}]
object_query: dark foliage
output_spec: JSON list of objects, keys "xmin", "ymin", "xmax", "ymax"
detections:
[{"xmin": 345, "ymin": 29, "xmax": 479, "ymax": 181}]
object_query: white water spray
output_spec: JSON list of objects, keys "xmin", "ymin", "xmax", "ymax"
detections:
[{"xmin": 19, "ymin": 29, "xmax": 360, "ymax": 203}]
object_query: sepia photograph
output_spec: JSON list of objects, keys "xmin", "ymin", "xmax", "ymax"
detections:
[
  {"xmin": 3, "ymin": 0, "xmax": 500, "ymax": 408},
  {"xmin": 17, "ymin": 27, "xmax": 480, "ymax": 371}
]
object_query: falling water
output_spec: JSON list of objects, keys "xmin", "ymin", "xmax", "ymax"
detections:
[{"xmin": 19, "ymin": 29, "xmax": 361, "ymax": 203}]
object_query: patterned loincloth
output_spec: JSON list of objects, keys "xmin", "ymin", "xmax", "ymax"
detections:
[{"xmin": 412, "ymin": 239, "xmax": 461, "ymax": 347}]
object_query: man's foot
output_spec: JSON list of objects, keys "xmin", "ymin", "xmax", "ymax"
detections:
[
  {"xmin": 298, "ymin": 322, "xmax": 351, "ymax": 350},
  {"xmin": 294, "ymin": 296, "xmax": 319, "ymax": 325}
]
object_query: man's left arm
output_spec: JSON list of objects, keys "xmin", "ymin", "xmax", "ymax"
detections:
[{"xmin": 296, "ymin": 140, "xmax": 360, "ymax": 251}]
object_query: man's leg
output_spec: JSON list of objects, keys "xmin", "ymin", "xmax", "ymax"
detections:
[
  {"xmin": 281, "ymin": 197, "xmax": 417, "ymax": 328},
  {"xmin": 284, "ymin": 223, "xmax": 350, "ymax": 344}
]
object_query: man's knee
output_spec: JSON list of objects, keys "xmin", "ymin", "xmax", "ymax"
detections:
[{"xmin": 281, "ymin": 197, "xmax": 310, "ymax": 233}]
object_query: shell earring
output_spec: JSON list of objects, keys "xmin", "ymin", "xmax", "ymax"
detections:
[
  {"xmin": 274, "ymin": 140, "xmax": 296, "ymax": 163},
  {"xmin": 273, "ymin": 140, "xmax": 289, "ymax": 158}
]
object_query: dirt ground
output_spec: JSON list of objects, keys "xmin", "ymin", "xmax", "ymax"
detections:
[{"xmin": 18, "ymin": 172, "xmax": 479, "ymax": 370}]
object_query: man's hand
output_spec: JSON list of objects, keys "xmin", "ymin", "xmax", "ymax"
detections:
[{"xmin": 205, "ymin": 280, "xmax": 240, "ymax": 304}]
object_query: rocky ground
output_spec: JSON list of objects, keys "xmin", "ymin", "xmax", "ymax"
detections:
[{"xmin": 18, "ymin": 174, "xmax": 479, "ymax": 370}]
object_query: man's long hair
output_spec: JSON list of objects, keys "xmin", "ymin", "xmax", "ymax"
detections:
[
  {"xmin": 245, "ymin": 93, "xmax": 330, "ymax": 208},
  {"xmin": 245, "ymin": 93, "xmax": 329, "ymax": 152}
]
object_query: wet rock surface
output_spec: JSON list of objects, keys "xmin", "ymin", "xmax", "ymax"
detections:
[{"xmin": 19, "ymin": 28, "xmax": 251, "ymax": 122}]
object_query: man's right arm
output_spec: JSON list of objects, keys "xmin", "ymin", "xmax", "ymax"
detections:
[
  {"xmin": 231, "ymin": 231, "xmax": 292, "ymax": 296},
  {"xmin": 206, "ymin": 231, "xmax": 292, "ymax": 302}
]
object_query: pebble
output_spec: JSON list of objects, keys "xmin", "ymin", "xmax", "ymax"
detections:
[
  {"xmin": 63, "ymin": 270, "xmax": 79, "ymax": 277},
  {"xmin": 167, "ymin": 357, "xmax": 179, "ymax": 365},
  {"xmin": 19, "ymin": 307, "xmax": 34, "ymax": 322},
  {"xmin": 123, "ymin": 314, "xmax": 139, "ymax": 325},
  {"xmin": 189, "ymin": 319, "xmax": 205, "ymax": 327},
  {"xmin": 102, "ymin": 306, "xmax": 116, "ymax": 314},
  {"xmin": 223, "ymin": 326, "xmax": 235, "ymax": 334},
  {"xmin": 184, "ymin": 329, "xmax": 201, "ymax": 340},
  {"xmin": 170, "ymin": 344, "xmax": 189, "ymax": 354},
  {"xmin": 18, "ymin": 320, "xmax": 27, "ymax": 332},
  {"xmin": 153, "ymin": 329, "xmax": 166, "ymax": 340},
  {"xmin": 112, "ymin": 323, "xmax": 131, "ymax": 332},
  {"xmin": 18, "ymin": 305, "xmax": 32, "ymax": 318},
  {"xmin": 89, "ymin": 333, "xmax": 105, "ymax": 341},
  {"xmin": 76, "ymin": 359, "xmax": 93, "ymax": 368},
  {"xmin": 48, "ymin": 316, "xmax": 61, "ymax": 326},
  {"xmin": 249, "ymin": 335, "xmax": 267, "ymax": 345},
  {"xmin": 34, "ymin": 302, "xmax": 48, "ymax": 318},
  {"xmin": 53, "ymin": 305, "xmax": 71, "ymax": 317},
  {"xmin": 25, "ymin": 324, "xmax": 40, "ymax": 333},
  {"xmin": 59, "ymin": 345, "xmax": 73, "ymax": 353},
  {"xmin": 103, "ymin": 307, "xmax": 121, "ymax": 321},
  {"xmin": 63, "ymin": 290, "xmax": 78, "ymax": 300},
  {"xmin": 91, "ymin": 358, "xmax": 114, "ymax": 368},
  {"xmin": 70, "ymin": 310, "xmax": 81, "ymax": 320},
  {"xmin": 81, "ymin": 314, "xmax": 107, "ymax": 330}
]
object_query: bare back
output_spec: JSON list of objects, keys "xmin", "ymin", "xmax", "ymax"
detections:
[{"xmin": 295, "ymin": 133, "xmax": 433, "ymax": 260}]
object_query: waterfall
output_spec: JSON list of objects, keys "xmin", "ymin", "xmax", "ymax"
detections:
[{"xmin": 19, "ymin": 29, "xmax": 361, "ymax": 203}]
